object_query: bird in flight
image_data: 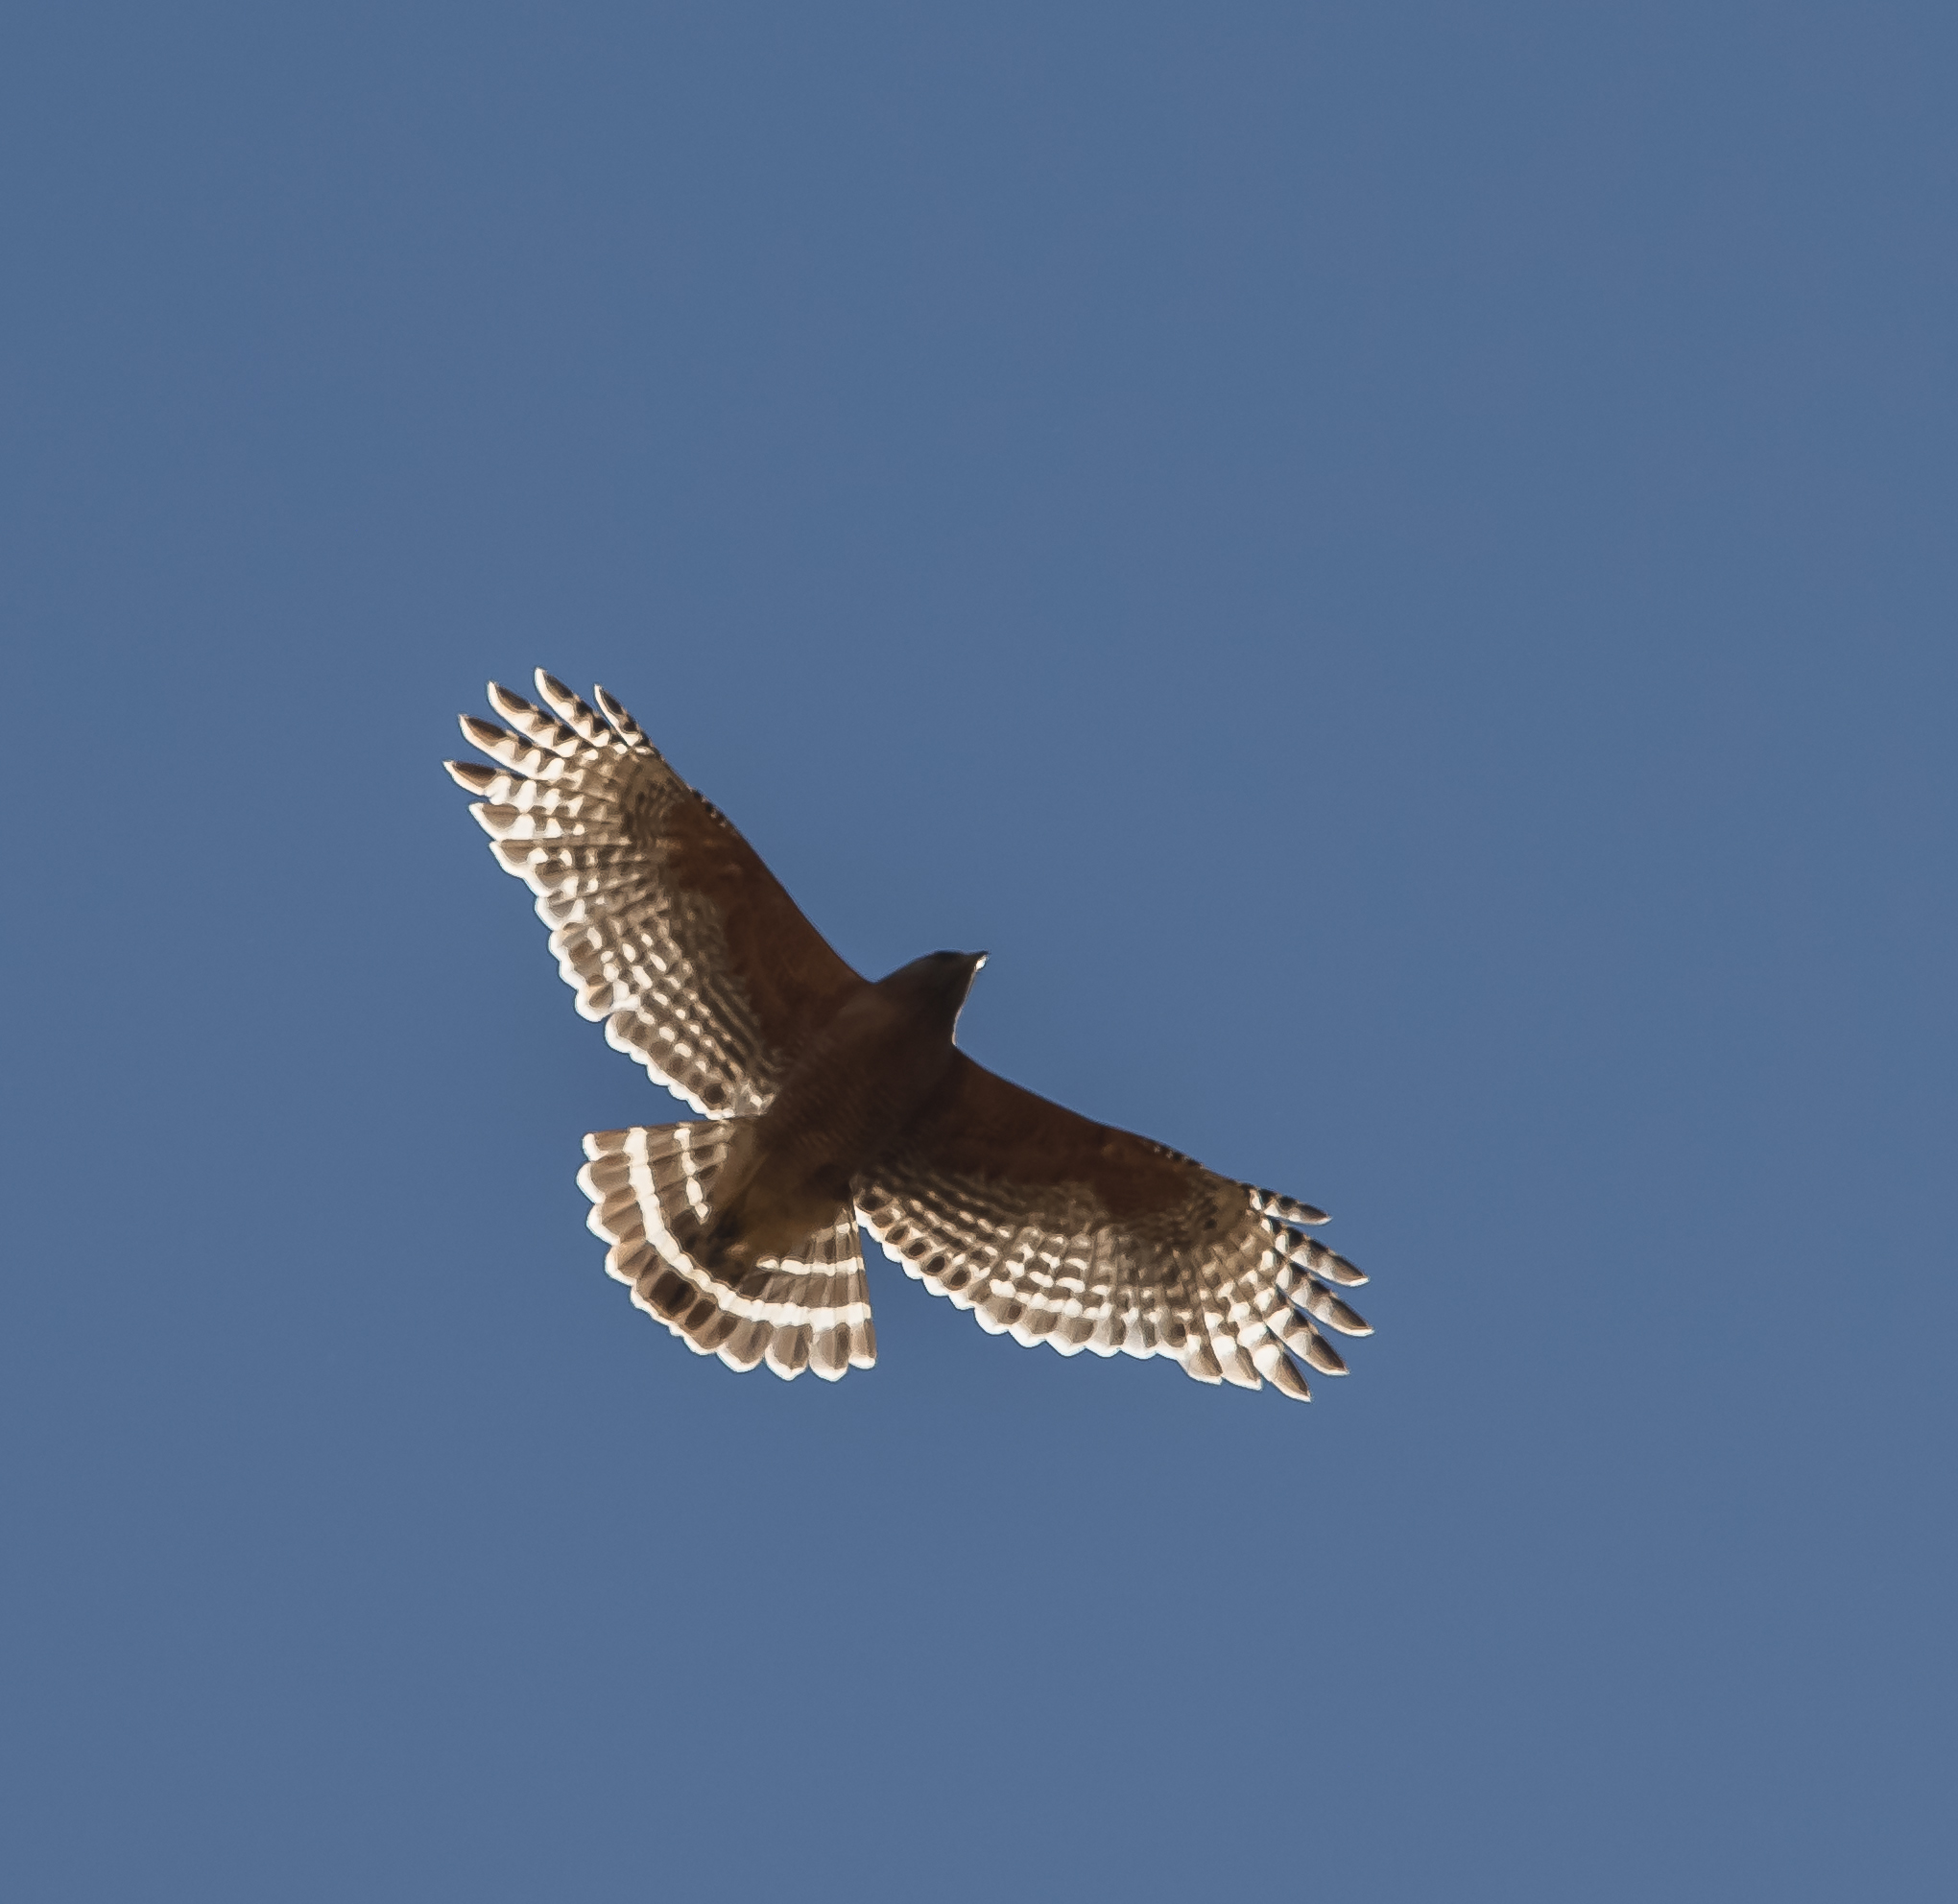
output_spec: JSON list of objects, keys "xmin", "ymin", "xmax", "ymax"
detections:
[{"xmin": 446, "ymin": 672, "xmax": 1373, "ymax": 1399}]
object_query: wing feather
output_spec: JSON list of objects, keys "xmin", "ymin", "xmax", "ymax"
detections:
[
  {"xmin": 447, "ymin": 671, "xmax": 863, "ymax": 1116},
  {"xmin": 855, "ymin": 1055, "xmax": 1370, "ymax": 1401}
]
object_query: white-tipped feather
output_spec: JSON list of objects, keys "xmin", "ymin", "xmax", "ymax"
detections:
[
  {"xmin": 486, "ymin": 681, "xmax": 584, "ymax": 756},
  {"xmin": 1291, "ymin": 1277, "xmax": 1373, "ymax": 1337},
  {"xmin": 593, "ymin": 684, "xmax": 656, "ymax": 751},
  {"xmin": 1255, "ymin": 1339, "xmax": 1313, "ymax": 1400},
  {"xmin": 535, "ymin": 670, "xmax": 630, "ymax": 751},
  {"xmin": 1251, "ymin": 1186, "xmax": 1329, "ymax": 1226}
]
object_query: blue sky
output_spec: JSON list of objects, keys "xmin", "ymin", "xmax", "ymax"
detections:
[{"xmin": 5, "ymin": 5, "xmax": 1954, "ymax": 1898}]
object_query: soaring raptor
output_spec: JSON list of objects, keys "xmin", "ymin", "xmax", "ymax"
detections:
[{"xmin": 446, "ymin": 672, "xmax": 1373, "ymax": 1398}]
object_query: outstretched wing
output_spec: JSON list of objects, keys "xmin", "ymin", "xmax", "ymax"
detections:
[
  {"xmin": 853, "ymin": 1055, "xmax": 1371, "ymax": 1400},
  {"xmin": 445, "ymin": 670, "xmax": 863, "ymax": 1116}
]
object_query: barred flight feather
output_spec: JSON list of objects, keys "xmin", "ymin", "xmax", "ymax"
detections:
[
  {"xmin": 579, "ymin": 1123, "xmax": 875, "ymax": 1382},
  {"xmin": 446, "ymin": 670, "xmax": 859, "ymax": 1118},
  {"xmin": 852, "ymin": 1158, "xmax": 1364, "ymax": 1403}
]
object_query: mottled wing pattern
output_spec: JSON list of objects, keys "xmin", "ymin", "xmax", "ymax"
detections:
[
  {"xmin": 445, "ymin": 671, "xmax": 862, "ymax": 1116},
  {"xmin": 579, "ymin": 1124, "xmax": 875, "ymax": 1381},
  {"xmin": 853, "ymin": 1056, "xmax": 1369, "ymax": 1400}
]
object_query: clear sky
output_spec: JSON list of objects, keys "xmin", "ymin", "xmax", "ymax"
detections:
[{"xmin": 5, "ymin": 5, "xmax": 1954, "ymax": 1899}]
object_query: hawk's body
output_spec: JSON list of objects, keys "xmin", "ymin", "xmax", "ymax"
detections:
[
  {"xmin": 683, "ymin": 953, "xmax": 978, "ymax": 1273},
  {"xmin": 447, "ymin": 672, "xmax": 1372, "ymax": 1398}
]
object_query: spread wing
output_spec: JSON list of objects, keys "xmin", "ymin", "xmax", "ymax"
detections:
[
  {"xmin": 852, "ymin": 1055, "xmax": 1371, "ymax": 1400},
  {"xmin": 445, "ymin": 671, "xmax": 863, "ymax": 1116}
]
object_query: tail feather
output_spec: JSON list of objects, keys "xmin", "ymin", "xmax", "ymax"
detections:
[{"xmin": 578, "ymin": 1123, "xmax": 875, "ymax": 1382}]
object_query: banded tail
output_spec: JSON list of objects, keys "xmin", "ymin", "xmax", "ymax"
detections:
[{"xmin": 577, "ymin": 1122, "xmax": 875, "ymax": 1381}]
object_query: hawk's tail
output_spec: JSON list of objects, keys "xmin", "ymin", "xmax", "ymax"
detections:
[{"xmin": 577, "ymin": 1123, "xmax": 875, "ymax": 1382}]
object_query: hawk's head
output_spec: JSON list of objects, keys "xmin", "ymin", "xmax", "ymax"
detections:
[{"xmin": 881, "ymin": 949, "xmax": 988, "ymax": 1036}]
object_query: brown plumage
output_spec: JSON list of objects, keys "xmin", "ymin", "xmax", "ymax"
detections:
[{"xmin": 446, "ymin": 671, "xmax": 1373, "ymax": 1397}]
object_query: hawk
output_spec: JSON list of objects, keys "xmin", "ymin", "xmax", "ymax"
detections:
[{"xmin": 445, "ymin": 672, "xmax": 1373, "ymax": 1399}]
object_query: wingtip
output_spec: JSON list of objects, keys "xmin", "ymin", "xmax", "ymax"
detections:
[
  {"xmin": 535, "ymin": 667, "xmax": 581, "ymax": 716},
  {"xmin": 1301, "ymin": 1332, "xmax": 1349, "ymax": 1375},
  {"xmin": 486, "ymin": 679, "xmax": 534, "ymax": 722}
]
